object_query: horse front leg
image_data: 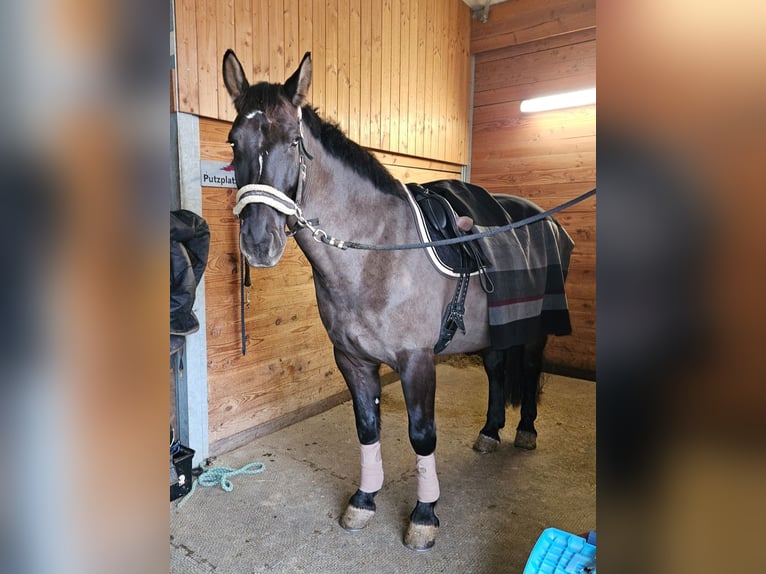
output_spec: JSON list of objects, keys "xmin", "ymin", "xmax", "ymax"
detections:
[
  {"xmin": 397, "ymin": 348, "xmax": 440, "ymax": 551},
  {"xmin": 334, "ymin": 347, "xmax": 384, "ymax": 531}
]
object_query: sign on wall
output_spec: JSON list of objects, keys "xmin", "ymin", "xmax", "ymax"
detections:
[{"xmin": 200, "ymin": 160, "xmax": 237, "ymax": 188}]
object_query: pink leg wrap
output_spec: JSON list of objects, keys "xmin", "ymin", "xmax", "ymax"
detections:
[
  {"xmin": 416, "ymin": 453, "xmax": 440, "ymax": 503},
  {"xmin": 359, "ymin": 441, "xmax": 384, "ymax": 493}
]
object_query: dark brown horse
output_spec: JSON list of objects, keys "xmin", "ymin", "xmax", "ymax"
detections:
[{"xmin": 222, "ymin": 50, "xmax": 574, "ymax": 550}]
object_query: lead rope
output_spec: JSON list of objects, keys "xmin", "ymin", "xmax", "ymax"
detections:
[
  {"xmin": 176, "ymin": 460, "xmax": 266, "ymax": 508},
  {"xmin": 240, "ymin": 219, "xmax": 251, "ymax": 355},
  {"xmin": 240, "ymin": 252, "xmax": 246, "ymax": 355}
]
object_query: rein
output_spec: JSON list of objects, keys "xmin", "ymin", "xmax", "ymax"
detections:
[
  {"xmin": 236, "ymin": 183, "xmax": 596, "ymax": 251},
  {"xmin": 340, "ymin": 187, "xmax": 596, "ymax": 251}
]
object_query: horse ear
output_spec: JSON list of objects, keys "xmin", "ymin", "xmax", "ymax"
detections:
[
  {"xmin": 222, "ymin": 49, "xmax": 249, "ymax": 106},
  {"xmin": 284, "ymin": 52, "xmax": 312, "ymax": 107}
]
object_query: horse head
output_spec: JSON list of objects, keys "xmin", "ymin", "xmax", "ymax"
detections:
[{"xmin": 222, "ymin": 50, "xmax": 312, "ymax": 267}]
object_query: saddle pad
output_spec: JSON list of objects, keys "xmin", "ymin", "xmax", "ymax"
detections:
[{"xmin": 416, "ymin": 180, "xmax": 575, "ymax": 349}]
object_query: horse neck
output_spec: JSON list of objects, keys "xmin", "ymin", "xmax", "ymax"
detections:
[{"xmin": 292, "ymin": 137, "xmax": 411, "ymax": 281}]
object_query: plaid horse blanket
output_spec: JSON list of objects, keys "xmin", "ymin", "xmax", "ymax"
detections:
[{"xmin": 418, "ymin": 180, "xmax": 575, "ymax": 350}]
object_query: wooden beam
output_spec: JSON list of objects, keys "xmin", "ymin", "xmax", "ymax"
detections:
[{"xmin": 471, "ymin": 0, "xmax": 596, "ymax": 54}]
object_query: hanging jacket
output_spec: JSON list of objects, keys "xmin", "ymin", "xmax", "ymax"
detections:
[{"xmin": 170, "ymin": 210, "xmax": 210, "ymax": 340}]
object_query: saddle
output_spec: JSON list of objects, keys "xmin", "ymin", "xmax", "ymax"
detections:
[
  {"xmin": 404, "ymin": 179, "xmax": 574, "ymax": 352},
  {"xmin": 409, "ymin": 183, "xmax": 488, "ymax": 276},
  {"xmin": 406, "ymin": 183, "xmax": 493, "ymax": 353}
]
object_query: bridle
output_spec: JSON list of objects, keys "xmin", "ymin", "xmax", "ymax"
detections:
[
  {"xmin": 232, "ymin": 105, "xmax": 313, "ymax": 225},
  {"xmin": 234, "ymin": 105, "xmax": 315, "ymax": 355}
]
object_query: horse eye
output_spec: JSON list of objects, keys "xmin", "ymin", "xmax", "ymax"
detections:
[{"xmin": 228, "ymin": 141, "xmax": 236, "ymax": 149}]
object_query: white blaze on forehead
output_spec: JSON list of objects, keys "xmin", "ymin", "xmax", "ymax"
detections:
[{"xmin": 245, "ymin": 110, "xmax": 264, "ymax": 119}]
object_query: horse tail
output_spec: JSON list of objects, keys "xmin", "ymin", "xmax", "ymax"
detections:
[{"xmin": 504, "ymin": 334, "xmax": 548, "ymax": 408}]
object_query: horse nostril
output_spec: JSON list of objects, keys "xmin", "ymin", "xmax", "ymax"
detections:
[
  {"xmin": 268, "ymin": 231, "xmax": 284, "ymax": 257},
  {"xmin": 241, "ymin": 228, "xmax": 284, "ymax": 265}
]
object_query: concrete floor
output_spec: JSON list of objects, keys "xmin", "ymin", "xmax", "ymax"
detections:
[{"xmin": 170, "ymin": 363, "xmax": 595, "ymax": 573}]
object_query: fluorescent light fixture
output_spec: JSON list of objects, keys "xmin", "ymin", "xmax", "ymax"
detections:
[{"xmin": 520, "ymin": 88, "xmax": 596, "ymax": 113}]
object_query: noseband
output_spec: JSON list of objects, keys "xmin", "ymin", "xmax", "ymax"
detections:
[{"xmin": 233, "ymin": 184, "xmax": 298, "ymax": 217}]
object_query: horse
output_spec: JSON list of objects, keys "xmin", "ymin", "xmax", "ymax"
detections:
[{"xmin": 221, "ymin": 50, "xmax": 574, "ymax": 550}]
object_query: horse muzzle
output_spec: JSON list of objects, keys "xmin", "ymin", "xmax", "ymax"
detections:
[
  {"xmin": 238, "ymin": 204, "xmax": 288, "ymax": 267},
  {"xmin": 240, "ymin": 229, "xmax": 286, "ymax": 267}
]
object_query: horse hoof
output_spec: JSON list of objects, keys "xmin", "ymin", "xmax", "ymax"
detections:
[
  {"xmin": 514, "ymin": 430, "xmax": 537, "ymax": 450},
  {"xmin": 340, "ymin": 505, "xmax": 375, "ymax": 531},
  {"xmin": 404, "ymin": 522, "xmax": 438, "ymax": 551},
  {"xmin": 473, "ymin": 433, "xmax": 500, "ymax": 453}
]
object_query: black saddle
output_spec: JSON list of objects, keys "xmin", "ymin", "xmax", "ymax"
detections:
[{"xmin": 409, "ymin": 183, "xmax": 488, "ymax": 275}]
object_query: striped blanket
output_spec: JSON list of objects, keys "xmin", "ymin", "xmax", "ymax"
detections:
[{"xmin": 419, "ymin": 180, "xmax": 574, "ymax": 350}]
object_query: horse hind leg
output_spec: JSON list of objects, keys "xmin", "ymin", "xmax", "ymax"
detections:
[
  {"xmin": 473, "ymin": 347, "xmax": 516, "ymax": 453},
  {"xmin": 473, "ymin": 335, "xmax": 547, "ymax": 452},
  {"xmin": 514, "ymin": 334, "xmax": 547, "ymax": 450}
]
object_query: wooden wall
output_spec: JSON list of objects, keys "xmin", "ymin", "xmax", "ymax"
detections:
[
  {"xmin": 470, "ymin": 0, "xmax": 596, "ymax": 376},
  {"xmin": 175, "ymin": 0, "xmax": 472, "ymax": 165},
  {"xmin": 174, "ymin": 1, "xmax": 472, "ymax": 453}
]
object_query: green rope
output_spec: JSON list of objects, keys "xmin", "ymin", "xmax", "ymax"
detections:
[{"xmin": 176, "ymin": 461, "xmax": 266, "ymax": 508}]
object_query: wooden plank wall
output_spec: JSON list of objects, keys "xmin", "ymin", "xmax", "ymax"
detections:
[
  {"xmin": 176, "ymin": 1, "xmax": 472, "ymax": 452},
  {"xmin": 175, "ymin": 0, "xmax": 472, "ymax": 165},
  {"xmin": 470, "ymin": 0, "xmax": 596, "ymax": 376}
]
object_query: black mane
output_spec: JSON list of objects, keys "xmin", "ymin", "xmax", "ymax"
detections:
[
  {"xmin": 300, "ymin": 106, "xmax": 401, "ymax": 196},
  {"xmin": 236, "ymin": 81, "xmax": 401, "ymax": 197}
]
